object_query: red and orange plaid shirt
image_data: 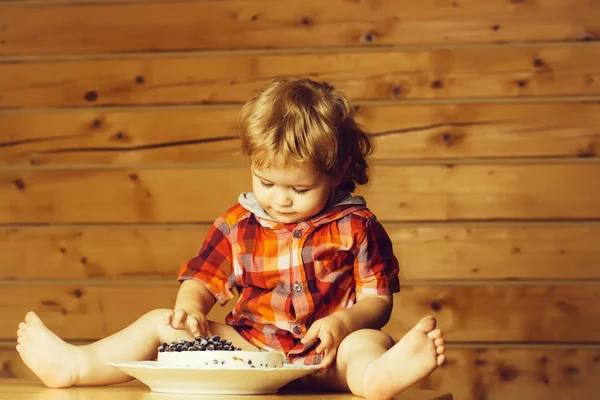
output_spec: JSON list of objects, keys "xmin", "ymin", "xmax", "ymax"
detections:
[{"xmin": 178, "ymin": 193, "xmax": 400, "ymax": 365}]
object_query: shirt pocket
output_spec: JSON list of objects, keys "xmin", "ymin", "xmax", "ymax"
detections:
[{"xmin": 314, "ymin": 251, "xmax": 353, "ymax": 283}]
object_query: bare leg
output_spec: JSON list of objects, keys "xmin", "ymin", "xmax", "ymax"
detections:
[
  {"xmin": 305, "ymin": 316, "xmax": 446, "ymax": 400},
  {"xmin": 16, "ymin": 310, "xmax": 257, "ymax": 388}
]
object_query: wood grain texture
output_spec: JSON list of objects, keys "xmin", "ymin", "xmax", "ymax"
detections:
[
  {"xmin": 1, "ymin": 102, "xmax": 599, "ymax": 166},
  {"xmin": 0, "ymin": 379, "xmax": 453, "ymax": 400},
  {"xmin": 0, "ymin": 0, "xmax": 598, "ymax": 55},
  {"xmin": 1, "ymin": 223, "xmax": 599, "ymax": 280},
  {"xmin": 1, "ymin": 345, "xmax": 598, "ymax": 400},
  {"xmin": 419, "ymin": 346, "xmax": 600, "ymax": 400},
  {"xmin": 1, "ymin": 164, "xmax": 599, "ymax": 223},
  {"xmin": 2, "ymin": 284, "xmax": 600, "ymax": 342},
  {"xmin": 2, "ymin": 45, "xmax": 600, "ymax": 107}
]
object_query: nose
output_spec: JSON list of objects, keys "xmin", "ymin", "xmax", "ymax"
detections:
[{"xmin": 275, "ymin": 190, "xmax": 293, "ymax": 208}]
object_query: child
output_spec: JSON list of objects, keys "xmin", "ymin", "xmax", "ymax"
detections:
[{"xmin": 16, "ymin": 78, "xmax": 445, "ymax": 400}]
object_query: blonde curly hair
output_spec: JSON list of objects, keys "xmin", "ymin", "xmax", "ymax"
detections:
[{"xmin": 238, "ymin": 78, "xmax": 373, "ymax": 192}]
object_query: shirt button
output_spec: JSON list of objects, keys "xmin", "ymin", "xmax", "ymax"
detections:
[
  {"xmin": 293, "ymin": 230, "xmax": 302, "ymax": 238},
  {"xmin": 292, "ymin": 283, "xmax": 303, "ymax": 292},
  {"xmin": 293, "ymin": 326, "xmax": 302, "ymax": 335}
]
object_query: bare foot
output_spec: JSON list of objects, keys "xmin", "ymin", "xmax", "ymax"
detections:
[
  {"xmin": 16, "ymin": 312, "xmax": 84, "ymax": 388},
  {"xmin": 363, "ymin": 316, "xmax": 446, "ymax": 400}
]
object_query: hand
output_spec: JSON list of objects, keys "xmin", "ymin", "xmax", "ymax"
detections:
[
  {"xmin": 301, "ymin": 314, "xmax": 351, "ymax": 372},
  {"xmin": 163, "ymin": 309, "xmax": 211, "ymax": 337}
]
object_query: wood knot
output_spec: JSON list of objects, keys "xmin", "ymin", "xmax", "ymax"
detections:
[
  {"xmin": 430, "ymin": 301, "xmax": 442, "ymax": 311},
  {"xmin": 580, "ymin": 33, "xmax": 597, "ymax": 42},
  {"xmin": 84, "ymin": 90, "xmax": 98, "ymax": 102},
  {"xmin": 533, "ymin": 58, "xmax": 545, "ymax": 68},
  {"xmin": 491, "ymin": 24, "xmax": 501, "ymax": 31},
  {"xmin": 129, "ymin": 173, "xmax": 139, "ymax": 182},
  {"xmin": 300, "ymin": 16, "xmax": 313, "ymax": 26},
  {"xmin": 91, "ymin": 118, "xmax": 102, "ymax": 129},
  {"xmin": 474, "ymin": 359, "xmax": 487, "ymax": 367},
  {"xmin": 72, "ymin": 289, "xmax": 84, "ymax": 298},
  {"xmin": 13, "ymin": 178, "xmax": 25, "ymax": 190},
  {"xmin": 431, "ymin": 80, "xmax": 444, "ymax": 89},
  {"xmin": 80, "ymin": 257, "xmax": 87, "ymax": 265},
  {"xmin": 362, "ymin": 31, "xmax": 375, "ymax": 43},
  {"xmin": 114, "ymin": 131, "xmax": 126, "ymax": 141},
  {"xmin": 391, "ymin": 86, "xmax": 403, "ymax": 97},
  {"xmin": 565, "ymin": 366, "xmax": 580, "ymax": 374},
  {"xmin": 135, "ymin": 75, "xmax": 145, "ymax": 84},
  {"xmin": 251, "ymin": 15, "xmax": 259, "ymax": 21},
  {"xmin": 516, "ymin": 80, "xmax": 528, "ymax": 88},
  {"xmin": 496, "ymin": 364, "xmax": 520, "ymax": 382}
]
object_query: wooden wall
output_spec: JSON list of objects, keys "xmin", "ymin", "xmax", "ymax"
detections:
[{"xmin": 1, "ymin": 1, "xmax": 600, "ymax": 399}]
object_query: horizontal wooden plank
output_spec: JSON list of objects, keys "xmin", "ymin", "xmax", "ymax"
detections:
[
  {"xmin": 2, "ymin": 344, "xmax": 599, "ymax": 400},
  {"xmin": 2, "ymin": 45, "xmax": 600, "ymax": 107},
  {"xmin": 1, "ymin": 223, "xmax": 599, "ymax": 280},
  {"xmin": 1, "ymin": 102, "xmax": 599, "ymax": 166},
  {"xmin": 1, "ymin": 0, "xmax": 598, "ymax": 56},
  {"xmin": 419, "ymin": 346, "xmax": 600, "ymax": 400},
  {"xmin": 1, "ymin": 164, "xmax": 599, "ymax": 223},
  {"xmin": 2, "ymin": 284, "xmax": 600, "ymax": 342}
]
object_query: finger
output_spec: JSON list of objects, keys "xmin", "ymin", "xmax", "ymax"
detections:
[
  {"xmin": 315, "ymin": 331, "xmax": 333, "ymax": 354},
  {"xmin": 301, "ymin": 323, "xmax": 319, "ymax": 344},
  {"xmin": 171, "ymin": 309, "xmax": 187, "ymax": 329},
  {"xmin": 317, "ymin": 348, "xmax": 337, "ymax": 373},
  {"xmin": 202, "ymin": 318, "xmax": 213, "ymax": 337},
  {"xmin": 186, "ymin": 314, "xmax": 200, "ymax": 336},
  {"xmin": 163, "ymin": 310, "xmax": 174, "ymax": 325}
]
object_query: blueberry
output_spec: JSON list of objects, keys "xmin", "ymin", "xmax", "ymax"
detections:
[
  {"xmin": 176, "ymin": 344, "xmax": 183, "ymax": 352},
  {"xmin": 158, "ymin": 345, "xmax": 165, "ymax": 352}
]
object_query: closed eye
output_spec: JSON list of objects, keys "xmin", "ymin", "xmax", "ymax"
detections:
[
  {"xmin": 260, "ymin": 181, "xmax": 274, "ymax": 188},
  {"xmin": 293, "ymin": 188, "xmax": 310, "ymax": 195}
]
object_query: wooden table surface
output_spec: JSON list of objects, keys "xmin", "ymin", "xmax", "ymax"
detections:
[{"xmin": 0, "ymin": 379, "xmax": 452, "ymax": 400}]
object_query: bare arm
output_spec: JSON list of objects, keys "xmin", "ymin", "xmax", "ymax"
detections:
[
  {"xmin": 166, "ymin": 280, "xmax": 218, "ymax": 336},
  {"xmin": 332, "ymin": 293, "xmax": 393, "ymax": 333},
  {"xmin": 175, "ymin": 279, "xmax": 217, "ymax": 316}
]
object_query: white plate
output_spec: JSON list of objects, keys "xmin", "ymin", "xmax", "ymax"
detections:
[{"xmin": 108, "ymin": 361, "xmax": 320, "ymax": 395}]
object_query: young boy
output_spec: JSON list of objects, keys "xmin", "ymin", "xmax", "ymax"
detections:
[{"xmin": 17, "ymin": 78, "xmax": 445, "ymax": 400}]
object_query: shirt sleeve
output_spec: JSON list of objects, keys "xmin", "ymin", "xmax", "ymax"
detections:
[
  {"xmin": 178, "ymin": 217, "xmax": 236, "ymax": 305},
  {"xmin": 353, "ymin": 217, "xmax": 400, "ymax": 295}
]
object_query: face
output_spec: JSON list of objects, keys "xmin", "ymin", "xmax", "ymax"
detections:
[{"xmin": 252, "ymin": 162, "xmax": 340, "ymax": 224}]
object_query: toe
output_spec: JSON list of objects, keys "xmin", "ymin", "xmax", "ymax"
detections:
[
  {"xmin": 416, "ymin": 316, "xmax": 437, "ymax": 333},
  {"xmin": 16, "ymin": 344, "xmax": 21, "ymax": 353},
  {"xmin": 25, "ymin": 312, "xmax": 41, "ymax": 325},
  {"xmin": 437, "ymin": 354, "xmax": 446, "ymax": 366},
  {"xmin": 18, "ymin": 322, "xmax": 28, "ymax": 331},
  {"xmin": 436, "ymin": 345, "xmax": 445, "ymax": 355},
  {"xmin": 17, "ymin": 336, "xmax": 22, "ymax": 344},
  {"xmin": 427, "ymin": 328, "xmax": 442, "ymax": 340},
  {"xmin": 434, "ymin": 338, "xmax": 444, "ymax": 347}
]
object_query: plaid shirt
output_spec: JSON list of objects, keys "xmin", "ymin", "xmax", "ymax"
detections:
[{"xmin": 178, "ymin": 199, "xmax": 400, "ymax": 365}]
